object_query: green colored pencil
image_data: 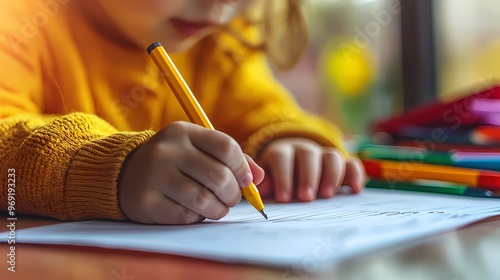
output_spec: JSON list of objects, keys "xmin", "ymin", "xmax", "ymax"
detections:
[{"xmin": 366, "ymin": 179, "xmax": 493, "ymax": 197}]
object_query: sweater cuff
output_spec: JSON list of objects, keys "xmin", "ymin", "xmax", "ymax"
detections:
[
  {"xmin": 65, "ymin": 131, "xmax": 155, "ymax": 220},
  {"xmin": 242, "ymin": 121, "xmax": 347, "ymax": 159}
]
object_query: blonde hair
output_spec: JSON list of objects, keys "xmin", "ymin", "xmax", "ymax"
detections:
[
  {"xmin": 224, "ymin": 0, "xmax": 308, "ymax": 70},
  {"xmin": 260, "ymin": 0, "xmax": 308, "ymax": 70}
]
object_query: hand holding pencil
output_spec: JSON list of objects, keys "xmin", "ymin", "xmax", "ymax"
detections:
[
  {"xmin": 147, "ymin": 42, "xmax": 267, "ymax": 219},
  {"xmin": 117, "ymin": 44, "xmax": 266, "ymax": 225},
  {"xmin": 118, "ymin": 122, "xmax": 265, "ymax": 224}
]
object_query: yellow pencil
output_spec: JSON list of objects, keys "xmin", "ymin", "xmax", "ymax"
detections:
[{"xmin": 147, "ymin": 42, "xmax": 268, "ymax": 220}]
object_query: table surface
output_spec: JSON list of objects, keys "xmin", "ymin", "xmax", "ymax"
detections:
[{"xmin": 1, "ymin": 215, "xmax": 500, "ymax": 280}]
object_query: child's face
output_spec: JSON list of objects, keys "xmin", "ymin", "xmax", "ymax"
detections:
[{"xmin": 91, "ymin": 0, "xmax": 253, "ymax": 52}]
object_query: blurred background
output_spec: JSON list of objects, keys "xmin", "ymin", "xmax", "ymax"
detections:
[
  {"xmin": 436, "ymin": 0, "xmax": 500, "ymax": 99},
  {"xmin": 273, "ymin": 0, "xmax": 500, "ymax": 136}
]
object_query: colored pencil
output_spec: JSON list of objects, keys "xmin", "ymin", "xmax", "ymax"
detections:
[
  {"xmin": 361, "ymin": 159, "xmax": 500, "ymax": 191},
  {"xmin": 359, "ymin": 144, "xmax": 500, "ymax": 171},
  {"xmin": 366, "ymin": 179, "xmax": 494, "ymax": 198}
]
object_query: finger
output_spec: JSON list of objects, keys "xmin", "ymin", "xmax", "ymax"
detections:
[
  {"xmin": 295, "ymin": 145, "xmax": 322, "ymax": 201},
  {"xmin": 145, "ymin": 193, "xmax": 206, "ymax": 225},
  {"xmin": 161, "ymin": 170, "xmax": 232, "ymax": 220},
  {"xmin": 245, "ymin": 154, "xmax": 265, "ymax": 185},
  {"xmin": 256, "ymin": 168, "xmax": 273, "ymax": 198},
  {"xmin": 318, "ymin": 149, "xmax": 346, "ymax": 198},
  {"xmin": 342, "ymin": 157, "xmax": 366, "ymax": 194},
  {"xmin": 189, "ymin": 126, "xmax": 252, "ymax": 189},
  {"xmin": 177, "ymin": 150, "xmax": 241, "ymax": 208},
  {"xmin": 266, "ymin": 145, "xmax": 294, "ymax": 202}
]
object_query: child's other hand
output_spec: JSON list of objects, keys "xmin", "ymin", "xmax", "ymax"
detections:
[
  {"xmin": 118, "ymin": 122, "xmax": 264, "ymax": 225},
  {"xmin": 256, "ymin": 138, "xmax": 365, "ymax": 202}
]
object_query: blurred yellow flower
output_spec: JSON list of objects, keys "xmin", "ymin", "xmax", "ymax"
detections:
[{"xmin": 321, "ymin": 39, "xmax": 376, "ymax": 97}]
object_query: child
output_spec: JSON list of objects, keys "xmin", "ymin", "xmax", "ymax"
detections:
[{"xmin": 0, "ymin": 0, "xmax": 365, "ymax": 224}]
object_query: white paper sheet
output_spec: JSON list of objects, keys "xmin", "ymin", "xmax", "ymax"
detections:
[{"xmin": 5, "ymin": 189, "xmax": 500, "ymax": 268}]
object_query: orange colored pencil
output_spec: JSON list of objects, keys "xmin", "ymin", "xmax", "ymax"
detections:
[{"xmin": 362, "ymin": 159, "xmax": 500, "ymax": 191}]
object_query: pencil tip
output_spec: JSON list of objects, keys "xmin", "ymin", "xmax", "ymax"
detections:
[{"xmin": 259, "ymin": 210, "xmax": 268, "ymax": 220}]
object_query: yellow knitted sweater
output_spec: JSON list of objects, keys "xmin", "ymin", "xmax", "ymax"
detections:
[{"xmin": 0, "ymin": 2, "xmax": 345, "ymax": 221}]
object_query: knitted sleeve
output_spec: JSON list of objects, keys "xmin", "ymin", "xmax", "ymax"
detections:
[{"xmin": 0, "ymin": 113, "xmax": 155, "ymax": 220}]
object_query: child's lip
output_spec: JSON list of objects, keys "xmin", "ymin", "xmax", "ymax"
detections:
[{"xmin": 169, "ymin": 18, "xmax": 216, "ymax": 37}]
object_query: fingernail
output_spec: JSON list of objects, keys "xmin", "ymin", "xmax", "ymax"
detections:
[
  {"xmin": 280, "ymin": 190, "xmax": 290, "ymax": 202},
  {"xmin": 325, "ymin": 186, "xmax": 335, "ymax": 197},
  {"xmin": 242, "ymin": 172, "xmax": 253, "ymax": 187},
  {"xmin": 307, "ymin": 187, "xmax": 316, "ymax": 200}
]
